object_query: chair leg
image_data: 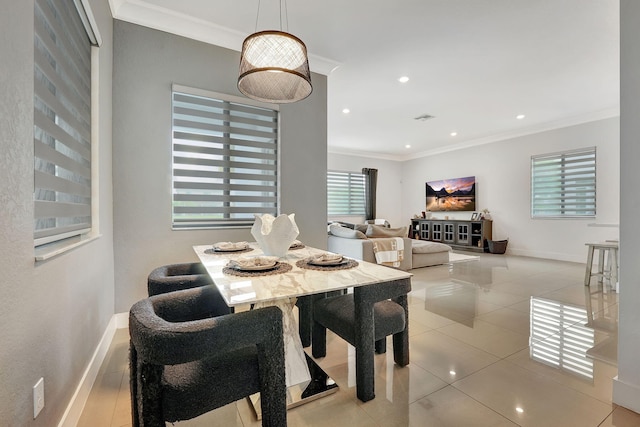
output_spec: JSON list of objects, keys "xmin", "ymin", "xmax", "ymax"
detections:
[
  {"xmin": 597, "ymin": 248, "xmax": 606, "ymax": 284},
  {"xmin": 129, "ymin": 344, "xmax": 140, "ymax": 427},
  {"xmin": 393, "ymin": 295, "xmax": 410, "ymax": 367},
  {"xmin": 584, "ymin": 245, "xmax": 595, "ymax": 286},
  {"xmin": 257, "ymin": 342, "xmax": 287, "ymax": 427},
  {"xmin": 354, "ymin": 296, "xmax": 376, "ymax": 402},
  {"xmin": 355, "ymin": 339, "xmax": 376, "ymax": 402},
  {"xmin": 138, "ymin": 362, "xmax": 165, "ymax": 427},
  {"xmin": 375, "ymin": 338, "xmax": 387, "ymax": 354},
  {"xmin": 392, "ymin": 330, "xmax": 409, "ymax": 367},
  {"xmin": 311, "ymin": 321, "xmax": 327, "ymax": 358}
]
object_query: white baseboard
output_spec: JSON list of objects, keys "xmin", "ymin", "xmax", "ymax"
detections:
[
  {"xmin": 115, "ymin": 311, "xmax": 129, "ymax": 329},
  {"xmin": 507, "ymin": 248, "xmax": 584, "ymax": 263},
  {"xmin": 613, "ymin": 376, "xmax": 640, "ymax": 414},
  {"xmin": 57, "ymin": 314, "xmax": 122, "ymax": 427}
]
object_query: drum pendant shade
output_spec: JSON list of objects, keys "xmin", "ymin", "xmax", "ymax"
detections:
[{"xmin": 238, "ymin": 30, "xmax": 312, "ymax": 104}]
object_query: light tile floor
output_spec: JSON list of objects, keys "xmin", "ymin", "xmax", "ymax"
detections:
[{"xmin": 78, "ymin": 252, "xmax": 640, "ymax": 427}]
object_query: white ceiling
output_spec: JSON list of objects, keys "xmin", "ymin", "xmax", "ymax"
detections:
[{"xmin": 109, "ymin": 0, "xmax": 620, "ymax": 161}]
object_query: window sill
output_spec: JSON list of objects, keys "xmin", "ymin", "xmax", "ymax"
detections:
[{"xmin": 35, "ymin": 233, "xmax": 102, "ymax": 262}]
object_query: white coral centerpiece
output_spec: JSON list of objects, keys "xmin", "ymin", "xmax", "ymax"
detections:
[{"xmin": 251, "ymin": 213, "xmax": 299, "ymax": 258}]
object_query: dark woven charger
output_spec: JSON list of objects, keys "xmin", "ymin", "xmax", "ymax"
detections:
[
  {"xmin": 204, "ymin": 247, "xmax": 254, "ymax": 255},
  {"xmin": 296, "ymin": 258, "xmax": 359, "ymax": 271},
  {"xmin": 222, "ymin": 261, "xmax": 292, "ymax": 277}
]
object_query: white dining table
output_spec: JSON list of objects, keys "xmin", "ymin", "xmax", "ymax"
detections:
[{"xmin": 193, "ymin": 242, "xmax": 412, "ymax": 412}]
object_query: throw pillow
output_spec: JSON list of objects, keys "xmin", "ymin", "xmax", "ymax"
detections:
[
  {"xmin": 330, "ymin": 223, "xmax": 367, "ymax": 239},
  {"xmin": 354, "ymin": 223, "xmax": 369, "ymax": 234},
  {"xmin": 366, "ymin": 224, "xmax": 407, "ymax": 238}
]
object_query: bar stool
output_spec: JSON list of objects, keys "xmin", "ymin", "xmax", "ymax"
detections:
[{"xmin": 584, "ymin": 242, "xmax": 619, "ymax": 287}]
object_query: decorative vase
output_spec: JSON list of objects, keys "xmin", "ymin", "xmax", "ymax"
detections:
[{"xmin": 251, "ymin": 213, "xmax": 299, "ymax": 258}]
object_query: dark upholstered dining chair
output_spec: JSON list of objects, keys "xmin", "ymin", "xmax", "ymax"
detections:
[
  {"xmin": 147, "ymin": 262, "xmax": 232, "ymax": 314},
  {"xmin": 312, "ymin": 278, "xmax": 411, "ymax": 402},
  {"xmin": 147, "ymin": 262, "xmax": 207, "ymax": 294},
  {"xmin": 129, "ymin": 286, "xmax": 287, "ymax": 426},
  {"xmin": 296, "ymin": 290, "xmax": 347, "ymax": 347}
]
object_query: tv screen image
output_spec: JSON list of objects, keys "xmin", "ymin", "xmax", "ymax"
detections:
[{"xmin": 426, "ymin": 176, "xmax": 476, "ymax": 212}]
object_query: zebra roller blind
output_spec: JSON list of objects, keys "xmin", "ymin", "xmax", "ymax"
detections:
[
  {"xmin": 531, "ymin": 147, "xmax": 596, "ymax": 218},
  {"xmin": 172, "ymin": 86, "xmax": 279, "ymax": 229},
  {"xmin": 327, "ymin": 171, "xmax": 366, "ymax": 216},
  {"xmin": 34, "ymin": 0, "xmax": 97, "ymax": 246}
]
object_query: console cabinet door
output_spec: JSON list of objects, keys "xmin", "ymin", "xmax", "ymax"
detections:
[
  {"xmin": 431, "ymin": 222, "xmax": 442, "ymax": 241},
  {"xmin": 420, "ymin": 221, "xmax": 430, "ymax": 240},
  {"xmin": 456, "ymin": 223, "xmax": 469, "ymax": 245},
  {"xmin": 444, "ymin": 223, "xmax": 455, "ymax": 243}
]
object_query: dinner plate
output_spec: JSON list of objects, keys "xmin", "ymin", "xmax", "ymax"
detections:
[
  {"xmin": 234, "ymin": 262, "xmax": 277, "ymax": 271},
  {"xmin": 308, "ymin": 257, "xmax": 347, "ymax": 266},
  {"xmin": 213, "ymin": 243, "xmax": 249, "ymax": 252},
  {"xmin": 214, "ymin": 246, "xmax": 248, "ymax": 252},
  {"xmin": 229, "ymin": 257, "xmax": 278, "ymax": 271}
]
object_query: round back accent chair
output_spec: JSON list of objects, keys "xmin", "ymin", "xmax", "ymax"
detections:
[
  {"xmin": 147, "ymin": 262, "xmax": 208, "ymax": 294},
  {"xmin": 129, "ymin": 286, "xmax": 287, "ymax": 426},
  {"xmin": 147, "ymin": 262, "xmax": 231, "ymax": 314},
  {"xmin": 312, "ymin": 278, "xmax": 411, "ymax": 402}
]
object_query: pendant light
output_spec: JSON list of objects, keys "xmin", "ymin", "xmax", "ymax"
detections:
[{"xmin": 238, "ymin": 0, "xmax": 312, "ymax": 104}]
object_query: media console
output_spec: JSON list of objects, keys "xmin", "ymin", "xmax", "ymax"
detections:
[{"xmin": 410, "ymin": 218, "xmax": 492, "ymax": 252}]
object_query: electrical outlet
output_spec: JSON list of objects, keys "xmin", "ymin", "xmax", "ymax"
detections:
[{"xmin": 33, "ymin": 377, "xmax": 44, "ymax": 419}]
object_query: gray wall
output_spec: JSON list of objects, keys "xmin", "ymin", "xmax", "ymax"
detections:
[
  {"xmin": 0, "ymin": 0, "xmax": 115, "ymax": 425},
  {"xmin": 112, "ymin": 21, "xmax": 328, "ymax": 312},
  {"xmin": 330, "ymin": 118, "xmax": 620, "ymax": 263},
  {"xmin": 327, "ymin": 153, "xmax": 405, "ymax": 227},
  {"xmin": 401, "ymin": 118, "xmax": 620, "ymax": 263}
]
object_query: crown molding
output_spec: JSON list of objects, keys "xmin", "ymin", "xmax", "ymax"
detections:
[
  {"xmin": 109, "ymin": 0, "xmax": 341, "ymax": 75},
  {"xmin": 327, "ymin": 147, "xmax": 405, "ymax": 162}
]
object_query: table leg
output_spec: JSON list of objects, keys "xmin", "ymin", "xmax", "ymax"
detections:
[
  {"xmin": 254, "ymin": 298, "xmax": 310, "ymax": 388},
  {"xmin": 249, "ymin": 298, "xmax": 338, "ymax": 419}
]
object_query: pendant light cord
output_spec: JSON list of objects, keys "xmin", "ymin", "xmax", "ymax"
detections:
[
  {"xmin": 255, "ymin": 0, "xmax": 290, "ymax": 32},
  {"xmin": 282, "ymin": 0, "xmax": 289, "ymax": 32},
  {"xmin": 254, "ymin": 0, "xmax": 261, "ymax": 32}
]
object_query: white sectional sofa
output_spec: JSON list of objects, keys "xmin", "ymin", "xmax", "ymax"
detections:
[{"xmin": 327, "ymin": 223, "xmax": 451, "ymax": 270}]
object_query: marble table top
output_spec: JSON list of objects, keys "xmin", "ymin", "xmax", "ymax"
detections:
[{"xmin": 193, "ymin": 243, "xmax": 412, "ymax": 307}]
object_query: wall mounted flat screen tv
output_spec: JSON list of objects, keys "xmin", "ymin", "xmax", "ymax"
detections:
[{"xmin": 426, "ymin": 176, "xmax": 476, "ymax": 212}]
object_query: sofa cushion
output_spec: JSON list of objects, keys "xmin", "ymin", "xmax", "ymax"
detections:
[
  {"xmin": 354, "ymin": 223, "xmax": 369, "ymax": 234},
  {"xmin": 330, "ymin": 223, "xmax": 367, "ymax": 239},
  {"xmin": 366, "ymin": 224, "xmax": 407, "ymax": 238},
  {"xmin": 412, "ymin": 240, "xmax": 452, "ymax": 254}
]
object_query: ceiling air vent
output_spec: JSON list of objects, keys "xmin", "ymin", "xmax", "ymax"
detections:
[{"xmin": 414, "ymin": 114, "xmax": 435, "ymax": 121}]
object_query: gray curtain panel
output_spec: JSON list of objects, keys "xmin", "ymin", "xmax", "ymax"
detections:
[{"xmin": 362, "ymin": 168, "xmax": 378, "ymax": 220}]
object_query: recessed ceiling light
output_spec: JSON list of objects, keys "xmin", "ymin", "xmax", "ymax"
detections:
[
  {"xmin": 398, "ymin": 76, "xmax": 409, "ymax": 83},
  {"xmin": 342, "ymin": 108, "xmax": 350, "ymax": 114},
  {"xmin": 405, "ymin": 144, "xmax": 411, "ymax": 149},
  {"xmin": 516, "ymin": 114, "xmax": 525, "ymax": 120},
  {"xmin": 449, "ymin": 370, "xmax": 456, "ymax": 376},
  {"xmin": 515, "ymin": 407, "xmax": 524, "ymax": 414},
  {"xmin": 450, "ymin": 132, "xmax": 458, "ymax": 137}
]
